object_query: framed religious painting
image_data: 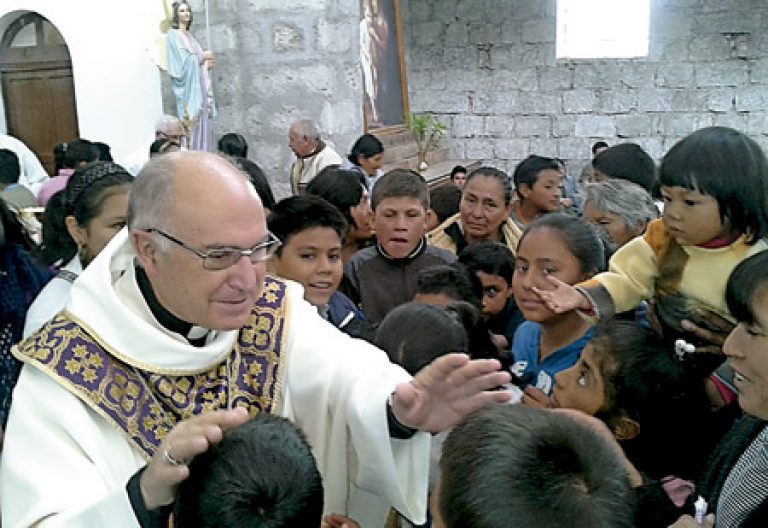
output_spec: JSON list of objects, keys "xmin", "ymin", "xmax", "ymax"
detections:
[{"xmin": 359, "ymin": 0, "xmax": 410, "ymax": 132}]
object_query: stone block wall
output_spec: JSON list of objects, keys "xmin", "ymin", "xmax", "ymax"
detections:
[
  {"xmin": 403, "ymin": 0, "xmax": 768, "ymax": 176},
  {"xmin": 180, "ymin": 0, "xmax": 362, "ymax": 198}
]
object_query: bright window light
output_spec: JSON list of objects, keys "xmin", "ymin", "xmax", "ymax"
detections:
[{"xmin": 556, "ymin": 0, "xmax": 650, "ymax": 59}]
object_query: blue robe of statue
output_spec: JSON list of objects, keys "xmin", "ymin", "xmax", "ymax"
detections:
[{"xmin": 166, "ymin": 28, "xmax": 216, "ymax": 151}]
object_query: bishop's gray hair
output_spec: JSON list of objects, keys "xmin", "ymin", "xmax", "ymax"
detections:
[
  {"xmin": 584, "ymin": 179, "xmax": 658, "ymax": 231},
  {"xmin": 127, "ymin": 155, "xmax": 176, "ymax": 251}
]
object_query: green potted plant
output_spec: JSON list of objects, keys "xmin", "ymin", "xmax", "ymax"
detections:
[{"xmin": 408, "ymin": 113, "xmax": 447, "ymax": 171}]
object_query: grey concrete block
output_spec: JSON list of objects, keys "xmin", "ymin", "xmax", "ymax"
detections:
[
  {"xmin": 562, "ymin": 89, "xmax": 598, "ymax": 114},
  {"xmin": 469, "ymin": 22, "xmax": 502, "ymax": 46},
  {"xmin": 500, "ymin": 20, "xmax": 522, "ymax": 44},
  {"xmin": 518, "ymin": 93, "xmax": 561, "ymax": 115},
  {"xmin": 696, "ymin": 62, "xmax": 750, "ymax": 87},
  {"xmin": 735, "ymin": 86, "xmax": 767, "ymax": 112},
  {"xmin": 272, "ymin": 23, "xmax": 304, "ymax": 53},
  {"xmin": 538, "ymin": 66, "xmax": 574, "ymax": 90},
  {"xmin": 522, "ymin": 19, "xmax": 554, "ymax": 44},
  {"xmin": 575, "ymin": 115, "xmax": 617, "ymax": 138},
  {"xmin": 656, "ymin": 63, "xmax": 694, "ymax": 88},
  {"xmin": 452, "ymin": 115, "xmax": 485, "ymax": 138},
  {"xmin": 656, "ymin": 114, "xmax": 703, "ymax": 136},
  {"xmin": 615, "ymin": 115, "xmax": 652, "ymax": 137},
  {"xmin": 529, "ymin": 137, "xmax": 556, "ymax": 157},
  {"xmin": 317, "ymin": 18, "xmax": 352, "ymax": 53},
  {"xmin": 621, "ymin": 64, "xmax": 656, "ymax": 89},
  {"xmin": 445, "ymin": 21, "xmax": 470, "ymax": 46},
  {"xmin": 751, "ymin": 59, "xmax": 768, "ymax": 84},
  {"xmin": 558, "ymin": 137, "xmax": 590, "ymax": 160},
  {"xmin": 493, "ymin": 68, "xmax": 539, "ymax": 90},
  {"xmin": 494, "ymin": 138, "xmax": 529, "ymax": 160},
  {"xmin": 712, "ymin": 112, "xmax": 749, "ymax": 131},
  {"xmin": 473, "ymin": 92, "xmax": 521, "ymax": 115},
  {"xmin": 574, "ymin": 64, "xmax": 621, "ymax": 89},
  {"xmin": 515, "ymin": 116, "xmax": 551, "ymax": 137},
  {"xmin": 465, "ymin": 138, "xmax": 496, "ymax": 159},
  {"xmin": 660, "ymin": 38, "xmax": 690, "ymax": 62},
  {"xmin": 485, "ymin": 115, "xmax": 514, "ymax": 137},
  {"xmin": 412, "ymin": 21, "xmax": 446, "ymax": 48},
  {"xmin": 412, "ymin": 90, "xmax": 472, "ymax": 114},
  {"xmin": 746, "ymin": 112, "xmax": 768, "ymax": 136},
  {"xmin": 552, "ymin": 115, "xmax": 576, "ymax": 138},
  {"xmin": 706, "ymin": 89, "xmax": 734, "ymax": 112},
  {"xmin": 651, "ymin": 11, "xmax": 697, "ymax": 40},
  {"xmin": 600, "ymin": 91, "xmax": 637, "ymax": 114},
  {"xmin": 443, "ymin": 47, "xmax": 477, "ymax": 69}
]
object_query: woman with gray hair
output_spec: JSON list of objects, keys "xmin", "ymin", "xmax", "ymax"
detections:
[{"xmin": 582, "ymin": 179, "xmax": 657, "ymax": 248}]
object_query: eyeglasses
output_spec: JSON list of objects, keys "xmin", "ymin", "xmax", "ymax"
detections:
[{"xmin": 147, "ymin": 229, "xmax": 281, "ymax": 270}]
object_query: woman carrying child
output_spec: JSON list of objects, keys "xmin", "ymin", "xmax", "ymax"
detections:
[{"xmin": 536, "ymin": 127, "xmax": 768, "ymax": 400}]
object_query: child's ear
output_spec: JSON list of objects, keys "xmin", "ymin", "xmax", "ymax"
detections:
[
  {"xmin": 518, "ymin": 183, "xmax": 532, "ymax": 199},
  {"xmin": 611, "ymin": 416, "xmax": 640, "ymax": 441}
]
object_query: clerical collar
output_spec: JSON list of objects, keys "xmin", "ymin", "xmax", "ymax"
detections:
[{"xmin": 135, "ymin": 264, "xmax": 210, "ymax": 346}]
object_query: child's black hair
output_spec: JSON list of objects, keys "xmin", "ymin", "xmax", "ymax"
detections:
[
  {"xmin": 267, "ymin": 195, "xmax": 348, "ymax": 256},
  {"xmin": 415, "ymin": 263, "xmax": 481, "ymax": 309},
  {"xmin": 231, "ymin": 157, "xmax": 276, "ymax": 211},
  {"xmin": 305, "ymin": 165, "xmax": 366, "ymax": 228},
  {"xmin": 41, "ymin": 162, "xmax": 133, "ymax": 266},
  {"xmin": 371, "ymin": 168, "xmax": 428, "ymax": 211},
  {"xmin": 467, "ymin": 166, "xmax": 513, "ymax": 205},
  {"xmin": 375, "ymin": 301, "xmax": 498, "ymax": 374},
  {"xmin": 588, "ymin": 320, "xmax": 711, "ymax": 479},
  {"xmin": 592, "ymin": 143, "xmax": 657, "ymax": 193},
  {"xmin": 439, "ymin": 405, "xmax": 635, "ymax": 528},
  {"xmin": 173, "ymin": 414, "xmax": 324, "ymax": 528},
  {"xmin": 660, "ymin": 126, "xmax": 768, "ymax": 244},
  {"xmin": 512, "ymin": 155, "xmax": 561, "ymax": 200},
  {"xmin": 519, "ymin": 213, "xmax": 606, "ymax": 276},
  {"xmin": 429, "ymin": 185, "xmax": 461, "ymax": 224},
  {"xmin": 347, "ymin": 133, "xmax": 384, "ymax": 166},
  {"xmin": 726, "ymin": 250, "xmax": 768, "ymax": 326},
  {"xmin": 218, "ymin": 132, "xmax": 248, "ymax": 158},
  {"xmin": 0, "ymin": 149, "xmax": 20, "ymax": 185},
  {"xmin": 458, "ymin": 241, "xmax": 515, "ymax": 285}
]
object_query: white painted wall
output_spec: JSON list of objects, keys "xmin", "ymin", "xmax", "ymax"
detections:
[{"xmin": 0, "ymin": 0, "xmax": 166, "ymax": 165}]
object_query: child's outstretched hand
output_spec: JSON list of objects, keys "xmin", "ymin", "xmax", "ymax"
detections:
[{"xmin": 532, "ymin": 275, "xmax": 591, "ymax": 313}]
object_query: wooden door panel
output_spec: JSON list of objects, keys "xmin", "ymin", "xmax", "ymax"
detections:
[{"xmin": 2, "ymin": 66, "xmax": 78, "ymax": 174}]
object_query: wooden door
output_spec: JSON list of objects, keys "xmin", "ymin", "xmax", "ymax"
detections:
[{"xmin": 1, "ymin": 13, "xmax": 78, "ymax": 175}]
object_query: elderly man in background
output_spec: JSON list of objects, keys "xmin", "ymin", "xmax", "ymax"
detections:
[
  {"xmin": 289, "ymin": 118, "xmax": 342, "ymax": 194},
  {"xmin": 1, "ymin": 152, "xmax": 510, "ymax": 528}
]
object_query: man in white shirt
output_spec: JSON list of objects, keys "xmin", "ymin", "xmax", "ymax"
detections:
[{"xmin": 289, "ymin": 118, "xmax": 342, "ymax": 194}]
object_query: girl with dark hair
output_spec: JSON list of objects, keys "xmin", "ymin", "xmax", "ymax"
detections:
[
  {"xmin": 428, "ymin": 166, "xmax": 523, "ymax": 257},
  {"xmin": 25, "ymin": 162, "xmax": 133, "ymax": 337},
  {"xmin": 0, "ymin": 197, "xmax": 51, "ymax": 431},
  {"xmin": 37, "ymin": 139, "xmax": 97, "ymax": 206},
  {"xmin": 306, "ymin": 166, "xmax": 374, "ymax": 262},
  {"xmin": 230, "ymin": 157, "xmax": 276, "ymax": 212},
  {"xmin": 510, "ymin": 213, "xmax": 605, "ymax": 396},
  {"xmin": 217, "ymin": 133, "xmax": 248, "ymax": 158},
  {"xmin": 341, "ymin": 133, "xmax": 384, "ymax": 190},
  {"xmin": 535, "ymin": 126, "xmax": 768, "ymax": 404}
]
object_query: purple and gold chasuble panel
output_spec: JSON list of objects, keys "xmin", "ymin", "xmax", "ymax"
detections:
[{"xmin": 15, "ymin": 277, "xmax": 288, "ymax": 458}]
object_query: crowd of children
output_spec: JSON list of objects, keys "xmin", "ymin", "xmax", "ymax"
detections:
[{"xmin": 4, "ymin": 124, "xmax": 768, "ymax": 526}]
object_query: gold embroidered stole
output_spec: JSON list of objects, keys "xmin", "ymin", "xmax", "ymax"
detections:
[{"xmin": 14, "ymin": 277, "xmax": 289, "ymax": 459}]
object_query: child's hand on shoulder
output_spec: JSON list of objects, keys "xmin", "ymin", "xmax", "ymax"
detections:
[{"xmin": 532, "ymin": 275, "xmax": 591, "ymax": 313}]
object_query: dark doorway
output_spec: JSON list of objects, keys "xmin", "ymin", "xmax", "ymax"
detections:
[{"xmin": 1, "ymin": 13, "xmax": 78, "ymax": 175}]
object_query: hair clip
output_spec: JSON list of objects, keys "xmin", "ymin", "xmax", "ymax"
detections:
[{"xmin": 674, "ymin": 338, "xmax": 696, "ymax": 360}]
